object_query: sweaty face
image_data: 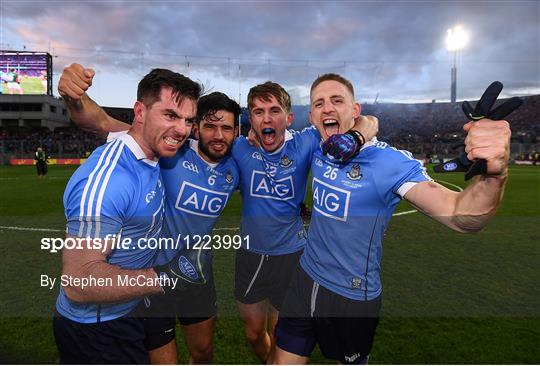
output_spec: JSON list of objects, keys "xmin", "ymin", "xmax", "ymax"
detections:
[
  {"xmin": 197, "ymin": 110, "xmax": 237, "ymax": 163},
  {"xmin": 310, "ymin": 80, "xmax": 360, "ymax": 141},
  {"xmin": 249, "ymin": 96, "xmax": 293, "ymax": 152},
  {"xmin": 136, "ymin": 88, "xmax": 197, "ymax": 159}
]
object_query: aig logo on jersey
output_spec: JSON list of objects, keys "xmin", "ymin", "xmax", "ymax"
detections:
[
  {"xmin": 250, "ymin": 171, "xmax": 295, "ymax": 201},
  {"xmin": 175, "ymin": 181, "xmax": 229, "ymax": 217},
  {"xmin": 312, "ymin": 178, "xmax": 350, "ymax": 221}
]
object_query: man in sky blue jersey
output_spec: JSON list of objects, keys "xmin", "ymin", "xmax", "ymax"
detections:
[
  {"xmin": 230, "ymin": 82, "xmax": 377, "ymax": 362},
  {"xmin": 54, "ymin": 68, "xmax": 201, "ymax": 364},
  {"xmin": 273, "ymin": 73, "xmax": 513, "ymax": 365},
  {"xmin": 59, "ymin": 64, "xmax": 242, "ymax": 364},
  {"xmin": 146, "ymin": 92, "xmax": 241, "ymax": 364},
  {"xmin": 105, "ymin": 93, "xmax": 242, "ymax": 364},
  {"xmin": 58, "ymin": 64, "xmax": 378, "ymax": 363}
]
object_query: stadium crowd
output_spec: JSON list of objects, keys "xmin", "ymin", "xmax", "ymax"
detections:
[{"xmin": 1, "ymin": 95, "xmax": 538, "ymax": 159}]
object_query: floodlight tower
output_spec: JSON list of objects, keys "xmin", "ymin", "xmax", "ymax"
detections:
[{"xmin": 446, "ymin": 25, "xmax": 468, "ymax": 103}]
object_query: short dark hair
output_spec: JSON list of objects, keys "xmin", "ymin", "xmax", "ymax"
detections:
[
  {"xmin": 197, "ymin": 92, "xmax": 241, "ymax": 126},
  {"xmin": 247, "ymin": 81, "xmax": 291, "ymax": 113},
  {"xmin": 137, "ymin": 68, "xmax": 202, "ymax": 108},
  {"xmin": 310, "ymin": 73, "xmax": 355, "ymax": 98}
]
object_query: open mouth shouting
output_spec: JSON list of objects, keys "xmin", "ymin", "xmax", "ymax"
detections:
[
  {"xmin": 323, "ymin": 118, "xmax": 340, "ymax": 137},
  {"xmin": 261, "ymin": 127, "xmax": 276, "ymax": 147}
]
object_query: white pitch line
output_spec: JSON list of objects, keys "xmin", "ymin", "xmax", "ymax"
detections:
[
  {"xmin": 393, "ymin": 209, "xmax": 418, "ymax": 216},
  {"xmin": 212, "ymin": 227, "xmax": 240, "ymax": 231},
  {"xmin": 2, "ymin": 180, "xmax": 464, "ymax": 235},
  {"xmin": 0, "ymin": 208, "xmax": 421, "ymax": 234},
  {"xmin": 435, "ymin": 179, "xmax": 464, "ymax": 192},
  {"xmin": 0, "ymin": 225, "xmax": 64, "ymax": 232}
]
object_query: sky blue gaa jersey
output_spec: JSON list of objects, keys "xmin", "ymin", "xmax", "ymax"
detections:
[
  {"xmin": 232, "ymin": 127, "xmax": 320, "ymax": 255},
  {"xmin": 300, "ymin": 139, "xmax": 432, "ymax": 301},
  {"xmin": 57, "ymin": 132, "xmax": 165, "ymax": 323},
  {"xmin": 155, "ymin": 139, "xmax": 240, "ymax": 283}
]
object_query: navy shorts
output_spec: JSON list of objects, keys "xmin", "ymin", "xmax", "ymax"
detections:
[
  {"xmin": 143, "ymin": 270, "xmax": 217, "ymax": 350},
  {"xmin": 276, "ymin": 265, "xmax": 381, "ymax": 364},
  {"xmin": 234, "ymin": 248, "xmax": 302, "ymax": 310},
  {"xmin": 53, "ymin": 303, "xmax": 149, "ymax": 364}
]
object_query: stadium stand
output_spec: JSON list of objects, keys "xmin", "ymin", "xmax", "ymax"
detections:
[{"xmin": 1, "ymin": 95, "xmax": 538, "ymax": 164}]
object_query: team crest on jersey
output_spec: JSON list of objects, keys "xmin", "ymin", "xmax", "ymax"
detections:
[
  {"xmin": 351, "ymin": 277, "xmax": 362, "ymax": 289},
  {"xmin": 225, "ymin": 171, "xmax": 234, "ymax": 184},
  {"xmin": 346, "ymin": 164, "xmax": 362, "ymax": 181},
  {"xmin": 280, "ymin": 155, "xmax": 293, "ymax": 168}
]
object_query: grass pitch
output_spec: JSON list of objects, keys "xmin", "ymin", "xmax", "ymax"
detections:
[
  {"xmin": 0, "ymin": 164, "xmax": 538, "ymax": 364},
  {"xmin": 1, "ymin": 77, "xmax": 47, "ymax": 95}
]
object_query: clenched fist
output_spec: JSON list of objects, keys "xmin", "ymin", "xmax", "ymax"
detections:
[
  {"xmin": 58, "ymin": 63, "xmax": 95, "ymax": 101},
  {"xmin": 463, "ymin": 118, "xmax": 511, "ymax": 177}
]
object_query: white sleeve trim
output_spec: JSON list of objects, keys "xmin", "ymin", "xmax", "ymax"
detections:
[{"xmin": 396, "ymin": 181, "xmax": 418, "ymax": 198}]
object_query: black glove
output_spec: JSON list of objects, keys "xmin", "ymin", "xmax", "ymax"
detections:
[
  {"xmin": 433, "ymin": 81, "xmax": 522, "ymax": 180},
  {"xmin": 154, "ymin": 246, "xmax": 212, "ymax": 293},
  {"xmin": 321, "ymin": 129, "xmax": 365, "ymax": 163},
  {"xmin": 153, "ymin": 263, "xmax": 178, "ymax": 294},
  {"xmin": 300, "ymin": 202, "xmax": 312, "ymax": 223}
]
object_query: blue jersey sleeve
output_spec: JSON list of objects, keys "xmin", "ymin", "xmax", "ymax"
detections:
[
  {"xmin": 64, "ymin": 167, "xmax": 134, "ymax": 239},
  {"xmin": 292, "ymin": 126, "xmax": 320, "ymax": 157},
  {"xmin": 371, "ymin": 144, "xmax": 431, "ymax": 205}
]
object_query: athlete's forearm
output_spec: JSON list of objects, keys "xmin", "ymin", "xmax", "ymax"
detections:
[
  {"xmin": 450, "ymin": 172, "xmax": 508, "ymax": 232},
  {"xmin": 64, "ymin": 94, "xmax": 130, "ymax": 138},
  {"xmin": 62, "ymin": 261, "xmax": 163, "ymax": 303},
  {"xmin": 61, "ymin": 237, "xmax": 163, "ymax": 303},
  {"xmin": 350, "ymin": 115, "xmax": 378, "ymax": 142}
]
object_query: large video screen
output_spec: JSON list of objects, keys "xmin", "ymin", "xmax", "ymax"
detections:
[{"xmin": 0, "ymin": 51, "xmax": 52, "ymax": 95}]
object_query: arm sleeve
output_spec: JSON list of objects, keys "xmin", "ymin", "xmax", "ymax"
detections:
[
  {"xmin": 64, "ymin": 170, "xmax": 133, "ymax": 238},
  {"xmin": 373, "ymin": 147, "xmax": 432, "ymax": 205},
  {"xmin": 390, "ymin": 149, "xmax": 432, "ymax": 197},
  {"xmin": 297, "ymin": 126, "xmax": 321, "ymax": 157}
]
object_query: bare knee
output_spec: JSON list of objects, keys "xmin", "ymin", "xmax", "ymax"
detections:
[
  {"xmin": 189, "ymin": 340, "xmax": 213, "ymax": 364},
  {"xmin": 245, "ymin": 322, "xmax": 267, "ymax": 345}
]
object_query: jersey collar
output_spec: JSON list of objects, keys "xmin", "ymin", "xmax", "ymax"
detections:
[
  {"xmin": 107, "ymin": 131, "xmax": 159, "ymax": 167},
  {"xmin": 360, "ymin": 137, "xmax": 377, "ymax": 151},
  {"xmin": 189, "ymin": 138, "xmax": 219, "ymax": 169}
]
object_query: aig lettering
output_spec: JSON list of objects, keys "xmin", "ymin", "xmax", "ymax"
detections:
[
  {"xmin": 175, "ymin": 182, "xmax": 229, "ymax": 217},
  {"xmin": 250, "ymin": 171, "xmax": 294, "ymax": 200},
  {"xmin": 312, "ymin": 178, "xmax": 350, "ymax": 221}
]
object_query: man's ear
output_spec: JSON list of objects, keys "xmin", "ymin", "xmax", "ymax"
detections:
[
  {"xmin": 190, "ymin": 122, "xmax": 200, "ymax": 140},
  {"xmin": 353, "ymin": 102, "xmax": 361, "ymax": 118},
  {"xmin": 287, "ymin": 112, "xmax": 294, "ymax": 127},
  {"xmin": 234, "ymin": 126, "xmax": 239, "ymax": 137},
  {"xmin": 309, "ymin": 111, "xmax": 314, "ymax": 126},
  {"xmin": 133, "ymin": 101, "xmax": 145, "ymax": 125}
]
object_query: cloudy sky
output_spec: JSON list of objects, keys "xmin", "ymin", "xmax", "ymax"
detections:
[{"xmin": 2, "ymin": 0, "xmax": 538, "ymax": 107}]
